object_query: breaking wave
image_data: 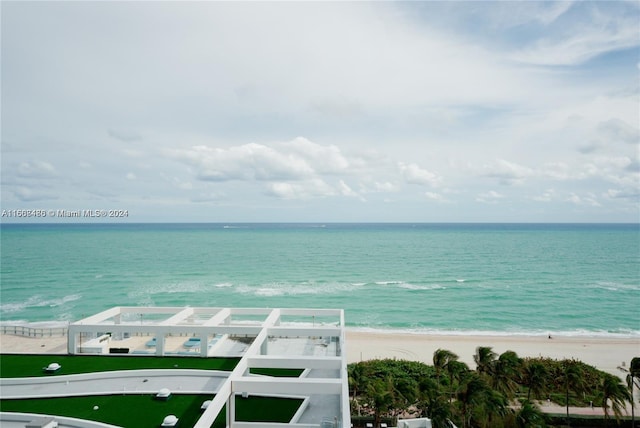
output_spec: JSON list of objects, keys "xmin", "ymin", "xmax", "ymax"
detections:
[{"xmin": 0, "ymin": 294, "xmax": 81, "ymax": 314}]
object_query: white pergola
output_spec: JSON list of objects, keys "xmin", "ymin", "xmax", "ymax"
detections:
[{"xmin": 68, "ymin": 306, "xmax": 351, "ymax": 428}]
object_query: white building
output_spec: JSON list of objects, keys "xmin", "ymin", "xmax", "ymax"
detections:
[{"xmin": 66, "ymin": 306, "xmax": 351, "ymax": 428}]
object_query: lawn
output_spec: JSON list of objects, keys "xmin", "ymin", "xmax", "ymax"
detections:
[
  {"xmin": 0, "ymin": 394, "xmax": 304, "ymax": 428},
  {"xmin": 0, "ymin": 354, "xmax": 240, "ymax": 378}
]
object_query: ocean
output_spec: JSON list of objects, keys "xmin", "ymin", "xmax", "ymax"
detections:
[{"xmin": 1, "ymin": 223, "xmax": 638, "ymax": 337}]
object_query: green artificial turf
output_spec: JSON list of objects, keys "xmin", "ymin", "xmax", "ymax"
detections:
[
  {"xmin": 0, "ymin": 354, "xmax": 240, "ymax": 378},
  {"xmin": 1, "ymin": 354, "xmax": 304, "ymax": 426},
  {"xmin": 0, "ymin": 394, "xmax": 303, "ymax": 428},
  {"xmin": 249, "ymin": 367, "xmax": 304, "ymax": 377},
  {"xmin": 234, "ymin": 395, "xmax": 303, "ymax": 422},
  {"xmin": 0, "ymin": 394, "xmax": 210, "ymax": 428}
]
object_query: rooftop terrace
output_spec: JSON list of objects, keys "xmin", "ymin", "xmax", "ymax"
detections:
[{"xmin": 0, "ymin": 306, "xmax": 351, "ymax": 428}]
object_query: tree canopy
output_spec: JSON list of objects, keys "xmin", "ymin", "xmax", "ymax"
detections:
[{"xmin": 348, "ymin": 349, "xmax": 636, "ymax": 428}]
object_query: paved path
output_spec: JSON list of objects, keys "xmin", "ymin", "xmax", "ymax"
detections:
[{"xmin": 538, "ymin": 401, "xmax": 638, "ymax": 418}]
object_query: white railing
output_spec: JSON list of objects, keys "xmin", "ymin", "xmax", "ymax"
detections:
[{"xmin": 0, "ymin": 325, "xmax": 68, "ymax": 337}]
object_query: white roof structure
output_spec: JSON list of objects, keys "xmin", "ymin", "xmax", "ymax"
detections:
[
  {"xmin": 43, "ymin": 363, "xmax": 61, "ymax": 372},
  {"xmin": 397, "ymin": 418, "xmax": 432, "ymax": 428},
  {"xmin": 67, "ymin": 306, "xmax": 351, "ymax": 428},
  {"xmin": 161, "ymin": 415, "xmax": 179, "ymax": 427}
]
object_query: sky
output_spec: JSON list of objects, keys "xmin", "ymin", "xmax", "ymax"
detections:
[{"xmin": 1, "ymin": 1, "xmax": 639, "ymax": 223}]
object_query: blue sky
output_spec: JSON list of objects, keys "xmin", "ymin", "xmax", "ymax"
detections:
[{"xmin": 1, "ymin": 1, "xmax": 638, "ymax": 223}]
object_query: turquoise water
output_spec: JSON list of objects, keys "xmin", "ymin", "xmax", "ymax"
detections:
[{"xmin": 1, "ymin": 223, "xmax": 638, "ymax": 336}]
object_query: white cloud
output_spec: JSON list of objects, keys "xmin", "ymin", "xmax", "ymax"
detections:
[
  {"xmin": 12, "ymin": 186, "xmax": 57, "ymax": 202},
  {"xmin": 374, "ymin": 182, "xmax": 400, "ymax": 193},
  {"xmin": 108, "ymin": 129, "xmax": 142, "ymax": 142},
  {"xmin": 605, "ymin": 188, "xmax": 640, "ymax": 200},
  {"xmin": 278, "ymin": 137, "xmax": 350, "ymax": 174},
  {"xmin": 512, "ymin": 4, "xmax": 639, "ymax": 65},
  {"xmin": 531, "ymin": 189, "xmax": 557, "ymax": 202},
  {"xmin": 541, "ymin": 162, "xmax": 572, "ymax": 181},
  {"xmin": 533, "ymin": 1, "xmax": 575, "ymax": 26},
  {"xmin": 425, "ymin": 192, "xmax": 447, "ymax": 202},
  {"xmin": 265, "ymin": 179, "xmax": 335, "ymax": 200},
  {"xmin": 567, "ymin": 193, "xmax": 601, "ymax": 207},
  {"xmin": 165, "ymin": 138, "xmax": 445, "ymax": 202},
  {"xmin": 191, "ymin": 192, "xmax": 225, "ymax": 203},
  {"xmin": 338, "ymin": 180, "xmax": 364, "ymax": 201},
  {"xmin": 476, "ymin": 190, "xmax": 505, "ymax": 204},
  {"xmin": 1, "ymin": 1, "xmax": 638, "ymax": 222},
  {"xmin": 596, "ymin": 118, "xmax": 640, "ymax": 145},
  {"xmin": 166, "ymin": 143, "xmax": 314, "ymax": 182},
  {"xmin": 514, "ymin": 30, "xmax": 638, "ymax": 66},
  {"xmin": 398, "ymin": 162, "xmax": 441, "ymax": 187},
  {"xmin": 481, "ymin": 159, "xmax": 532, "ymax": 185},
  {"xmin": 162, "ymin": 176, "xmax": 193, "ymax": 191},
  {"xmin": 17, "ymin": 160, "xmax": 57, "ymax": 179},
  {"xmin": 479, "ymin": 1, "xmax": 575, "ymax": 29}
]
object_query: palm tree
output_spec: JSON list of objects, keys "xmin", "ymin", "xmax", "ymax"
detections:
[
  {"xmin": 393, "ymin": 376, "xmax": 419, "ymax": 417},
  {"xmin": 348, "ymin": 363, "xmax": 366, "ymax": 400},
  {"xmin": 434, "ymin": 348, "xmax": 459, "ymax": 388},
  {"xmin": 474, "ymin": 346, "xmax": 497, "ymax": 377},
  {"xmin": 366, "ymin": 377, "xmax": 394, "ymax": 428},
  {"xmin": 600, "ymin": 373, "xmax": 632, "ymax": 426},
  {"xmin": 424, "ymin": 393, "xmax": 454, "ymax": 428},
  {"xmin": 479, "ymin": 388, "xmax": 510, "ymax": 428},
  {"xmin": 491, "ymin": 350, "xmax": 522, "ymax": 400},
  {"xmin": 455, "ymin": 371, "xmax": 490, "ymax": 428},
  {"xmin": 348, "ymin": 363, "xmax": 368, "ymax": 416},
  {"xmin": 523, "ymin": 361, "xmax": 549, "ymax": 401},
  {"xmin": 446, "ymin": 360, "xmax": 470, "ymax": 404},
  {"xmin": 621, "ymin": 357, "xmax": 640, "ymax": 427},
  {"xmin": 558, "ymin": 361, "xmax": 584, "ymax": 427},
  {"xmin": 516, "ymin": 400, "xmax": 546, "ymax": 428}
]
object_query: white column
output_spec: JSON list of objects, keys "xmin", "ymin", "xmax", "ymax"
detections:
[
  {"xmin": 67, "ymin": 330, "xmax": 77, "ymax": 354},
  {"xmin": 227, "ymin": 393, "xmax": 235, "ymax": 427},
  {"xmin": 200, "ymin": 333, "xmax": 208, "ymax": 357},
  {"xmin": 156, "ymin": 332, "xmax": 165, "ymax": 356}
]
